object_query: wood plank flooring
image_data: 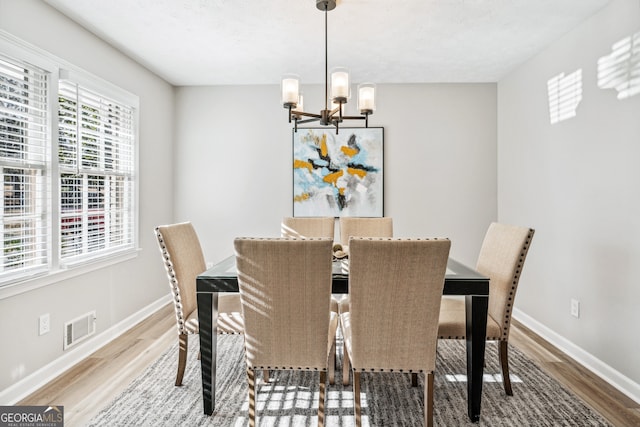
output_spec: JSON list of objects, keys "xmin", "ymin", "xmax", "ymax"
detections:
[
  {"xmin": 18, "ymin": 304, "xmax": 176, "ymax": 426},
  {"xmin": 508, "ymin": 319, "xmax": 640, "ymax": 427},
  {"xmin": 18, "ymin": 304, "xmax": 640, "ymax": 427}
]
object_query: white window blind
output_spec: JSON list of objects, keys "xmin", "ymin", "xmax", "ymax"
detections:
[
  {"xmin": 58, "ymin": 80, "xmax": 135, "ymax": 264},
  {"xmin": 0, "ymin": 55, "xmax": 49, "ymax": 281}
]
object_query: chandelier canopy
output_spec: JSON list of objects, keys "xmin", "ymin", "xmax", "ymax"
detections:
[{"xmin": 281, "ymin": 0, "xmax": 376, "ymax": 134}]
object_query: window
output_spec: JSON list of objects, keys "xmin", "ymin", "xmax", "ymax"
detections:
[
  {"xmin": 58, "ymin": 81, "xmax": 135, "ymax": 264},
  {"xmin": 0, "ymin": 54, "xmax": 49, "ymax": 282},
  {"xmin": 0, "ymin": 38, "xmax": 138, "ymax": 289}
]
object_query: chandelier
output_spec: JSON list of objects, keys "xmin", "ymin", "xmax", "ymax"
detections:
[{"xmin": 281, "ymin": 0, "xmax": 376, "ymax": 134}]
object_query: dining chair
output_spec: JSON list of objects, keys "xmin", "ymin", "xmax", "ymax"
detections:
[
  {"xmin": 155, "ymin": 222, "xmax": 243, "ymax": 386},
  {"xmin": 280, "ymin": 216, "xmax": 339, "ymax": 384},
  {"xmin": 341, "ymin": 237, "xmax": 451, "ymax": 427},
  {"xmin": 234, "ymin": 237, "xmax": 336, "ymax": 427},
  {"xmin": 338, "ymin": 217, "xmax": 393, "ymax": 252},
  {"xmin": 337, "ymin": 217, "xmax": 393, "ymax": 315},
  {"xmin": 438, "ymin": 222, "xmax": 535, "ymax": 395},
  {"xmin": 281, "ymin": 216, "xmax": 335, "ymax": 239}
]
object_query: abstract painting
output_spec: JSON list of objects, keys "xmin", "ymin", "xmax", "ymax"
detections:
[{"xmin": 293, "ymin": 127, "xmax": 383, "ymax": 217}]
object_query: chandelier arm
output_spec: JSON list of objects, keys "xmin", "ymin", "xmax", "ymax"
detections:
[
  {"xmin": 339, "ymin": 116, "xmax": 366, "ymax": 120},
  {"xmin": 296, "ymin": 117, "xmax": 322, "ymax": 125},
  {"xmin": 328, "ymin": 105, "xmax": 341, "ymax": 116},
  {"xmin": 295, "ymin": 111, "xmax": 322, "ymax": 119}
]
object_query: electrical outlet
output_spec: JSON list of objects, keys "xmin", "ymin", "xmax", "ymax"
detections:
[
  {"xmin": 39, "ymin": 313, "xmax": 50, "ymax": 335},
  {"xmin": 570, "ymin": 299, "xmax": 580, "ymax": 318}
]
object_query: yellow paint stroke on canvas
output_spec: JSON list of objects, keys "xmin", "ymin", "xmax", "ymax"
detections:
[
  {"xmin": 294, "ymin": 193, "xmax": 310, "ymax": 202},
  {"xmin": 323, "ymin": 170, "xmax": 343, "ymax": 185},
  {"xmin": 347, "ymin": 167, "xmax": 367, "ymax": 179},
  {"xmin": 294, "ymin": 159, "xmax": 313, "ymax": 172},
  {"xmin": 320, "ymin": 134, "xmax": 328, "ymax": 157},
  {"xmin": 341, "ymin": 145, "xmax": 358, "ymax": 157}
]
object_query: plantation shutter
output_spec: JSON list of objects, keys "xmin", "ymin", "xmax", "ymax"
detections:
[
  {"xmin": 0, "ymin": 54, "xmax": 49, "ymax": 282},
  {"xmin": 58, "ymin": 80, "xmax": 135, "ymax": 264}
]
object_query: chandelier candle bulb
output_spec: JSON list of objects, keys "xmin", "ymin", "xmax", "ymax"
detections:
[
  {"xmin": 281, "ymin": 76, "xmax": 300, "ymax": 106},
  {"xmin": 331, "ymin": 68, "xmax": 350, "ymax": 101},
  {"xmin": 358, "ymin": 83, "xmax": 376, "ymax": 113}
]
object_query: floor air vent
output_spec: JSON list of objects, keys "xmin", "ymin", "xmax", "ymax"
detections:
[{"xmin": 64, "ymin": 311, "xmax": 96, "ymax": 350}]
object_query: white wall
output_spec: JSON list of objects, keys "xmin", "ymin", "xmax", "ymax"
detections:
[
  {"xmin": 498, "ymin": 0, "xmax": 640, "ymax": 398},
  {"xmin": 174, "ymin": 83, "xmax": 497, "ymax": 266},
  {"xmin": 0, "ymin": 0, "xmax": 175, "ymax": 397}
]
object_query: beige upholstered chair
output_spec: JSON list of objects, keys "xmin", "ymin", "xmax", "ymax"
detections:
[
  {"xmin": 234, "ymin": 237, "xmax": 336, "ymax": 427},
  {"xmin": 155, "ymin": 222, "xmax": 243, "ymax": 386},
  {"xmin": 438, "ymin": 222, "xmax": 535, "ymax": 396},
  {"xmin": 280, "ymin": 216, "xmax": 339, "ymax": 384},
  {"xmin": 281, "ymin": 216, "xmax": 335, "ymax": 239},
  {"xmin": 338, "ymin": 217, "xmax": 393, "ymax": 252},
  {"xmin": 338, "ymin": 217, "xmax": 393, "ymax": 315},
  {"xmin": 341, "ymin": 237, "xmax": 451, "ymax": 427}
]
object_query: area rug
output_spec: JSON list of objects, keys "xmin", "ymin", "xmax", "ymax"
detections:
[{"xmin": 87, "ymin": 334, "xmax": 610, "ymax": 426}]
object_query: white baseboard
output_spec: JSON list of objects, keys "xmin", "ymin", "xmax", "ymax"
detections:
[
  {"xmin": 513, "ymin": 308, "xmax": 640, "ymax": 404},
  {"xmin": 0, "ymin": 294, "xmax": 171, "ymax": 405}
]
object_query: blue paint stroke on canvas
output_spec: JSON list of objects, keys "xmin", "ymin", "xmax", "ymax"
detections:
[{"xmin": 293, "ymin": 128, "xmax": 383, "ymax": 217}]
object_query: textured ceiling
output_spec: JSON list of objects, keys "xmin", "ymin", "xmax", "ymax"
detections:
[{"xmin": 43, "ymin": 0, "xmax": 610, "ymax": 86}]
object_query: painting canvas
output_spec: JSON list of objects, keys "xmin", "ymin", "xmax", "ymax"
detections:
[{"xmin": 293, "ymin": 127, "xmax": 383, "ymax": 217}]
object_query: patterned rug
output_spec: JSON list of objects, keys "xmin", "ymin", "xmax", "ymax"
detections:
[{"xmin": 88, "ymin": 334, "xmax": 610, "ymax": 426}]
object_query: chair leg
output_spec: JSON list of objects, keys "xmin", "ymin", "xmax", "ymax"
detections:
[
  {"xmin": 353, "ymin": 371, "xmax": 362, "ymax": 427},
  {"xmin": 175, "ymin": 334, "xmax": 188, "ymax": 386},
  {"xmin": 342, "ymin": 344, "xmax": 351, "ymax": 386},
  {"xmin": 329, "ymin": 339, "xmax": 336, "ymax": 385},
  {"xmin": 411, "ymin": 372, "xmax": 418, "ymax": 387},
  {"xmin": 425, "ymin": 372, "xmax": 434, "ymax": 427},
  {"xmin": 499, "ymin": 340, "xmax": 513, "ymax": 396},
  {"xmin": 318, "ymin": 371, "xmax": 327, "ymax": 427},
  {"xmin": 248, "ymin": 367, "xmax": 257, "ymax": 427},
  {"xmin": 263, "ymin": 370, "xmax": 270, "ymax": 383}
]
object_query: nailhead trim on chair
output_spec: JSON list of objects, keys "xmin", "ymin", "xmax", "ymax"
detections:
[
  {"xmin": 252, "ymin": 366, "xmax": 328, "ymax": 371},
  {"xmin": 155, "ymin": 227, "xmax": 193, "ymax": 336},
  {"xmin": 500, "ymin": 229, "xmax": 534, "ymax": 341}
]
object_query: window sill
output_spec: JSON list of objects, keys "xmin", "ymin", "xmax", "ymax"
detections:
[{"xmin": 0, "ymin": 249, "xmax": 140, "ymax": 301}]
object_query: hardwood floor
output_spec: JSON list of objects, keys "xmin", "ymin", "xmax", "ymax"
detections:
[
  {"xmin": 18, "ymin": 304, "xmax": 640, "ymax": 427},
  {"xmin": 18, "ymin": 304, "xmax": 176, "ymax": 427},
  {"xmin": 508, "ymin": 319, "xmax": 640, "ymax": 427}
]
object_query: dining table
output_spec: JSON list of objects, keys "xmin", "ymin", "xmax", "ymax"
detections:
[{"xmin": 196, "ymin": 255, "xmax": 489, "ymax": 423}]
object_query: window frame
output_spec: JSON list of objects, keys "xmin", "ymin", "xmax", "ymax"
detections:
[
  {"xmin": 57, "ymin": 74, "xmax": 137, "ymax": 267},
  {"xmin": 0, "ymin": 31, "xmax": 139, "ymax": 300}
]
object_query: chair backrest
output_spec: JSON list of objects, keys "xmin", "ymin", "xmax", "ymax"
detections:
[
  {"xmin": 281, "ymin": 217, "xmax": 335, "ymax": 239},
  {"xmin": 234, "ymin": 237, "xmax": 334, "ymax": 370},
  {"xmin": 347, "ymin": 237, "xmax": 450, "ymax": 372},
  {"xmin": 155, "ymin": 222, "xmax": 205, "ymax": 334},
  {"xmin": 339, "ymin": 217, "xmax": 393, "ymax": 248},
  {"xmin": 477, "ymin": 222, "xmax": 535, "ymax": 340}
]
